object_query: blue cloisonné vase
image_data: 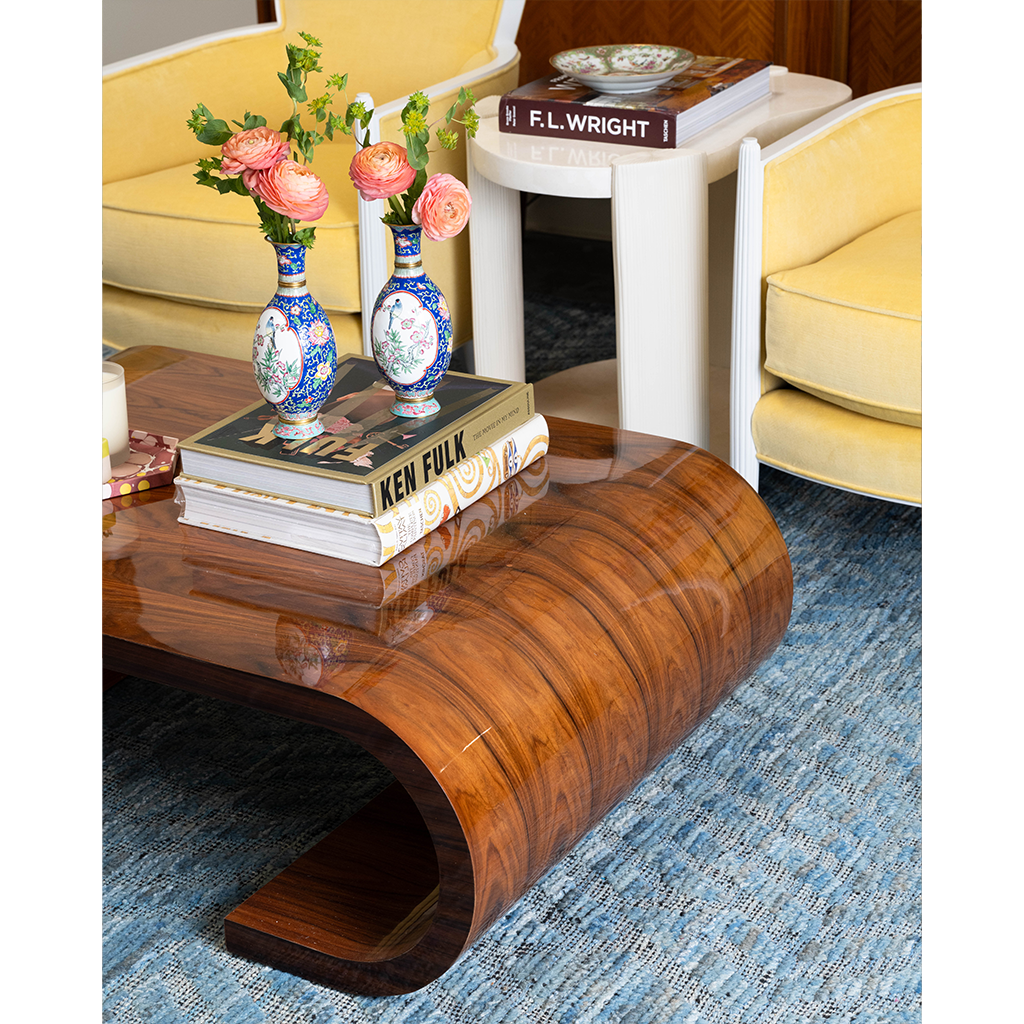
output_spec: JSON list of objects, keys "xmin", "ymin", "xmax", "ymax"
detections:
[
  {"xmin": 371, "ymin": 224, "xmax": 453, "ymax": 418},
  {"xmin": 252, "ymin": 239, "xmax": 337, "ymax": 440}
]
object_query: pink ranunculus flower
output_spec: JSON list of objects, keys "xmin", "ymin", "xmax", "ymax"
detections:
[
  {"xmin": 248, "ymin": 160, "xmax": 330, "ymax": 222},
  {"xmin": 220, "ymin": 155, "xmax": 248, "ymax": 175},
  {"xmin": 348, "ymin": 142, "xmax": 417, "ymax": 201},
  {"xmin": 220, "ymin": 126, "xmax": 291, "ymax": 173},
  {"xmin": 411, "ymin": 173, "xmax": 472, "ymax": 241}
]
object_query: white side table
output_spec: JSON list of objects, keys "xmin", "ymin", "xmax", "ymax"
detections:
[{"xmin": 467, "ymin": 70, "xmax": 852, "ymax": 448}]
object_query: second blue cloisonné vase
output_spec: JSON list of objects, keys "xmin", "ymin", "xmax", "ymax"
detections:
[
  {"xmin": 252, "ymin": 239, "xmax": 337, "ymax": 440},
  {"xmin": 370, "ymin": 224, "xmax": 453, "ymax": 418}
]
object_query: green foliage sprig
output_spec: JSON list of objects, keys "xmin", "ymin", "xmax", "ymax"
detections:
[
  {"xmin": 186, "ymin": 32, "xmax": 371, "ymax": 247},
  {"xmin": 399, "ymin": 87, "xmax": 478, "ymax": 170},
  {"xmin": 347, "ymin": 86, "xmax": 477, "ymax": 227}
]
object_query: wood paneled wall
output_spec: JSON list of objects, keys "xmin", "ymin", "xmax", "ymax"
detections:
[
  {"xmin": 774, "ymin": 0, "xmax": 850, "ymax": 82},
  {"xmin": 515, "ymin": 0, "xmax": 921, "ymax": 98},
  {"xmin": 515, "ymin": 1, "xmax": 775, "ymax": 85},
  {"xmin": 847, "ymin": 0, "xmax": 922, "ymax": 97}
]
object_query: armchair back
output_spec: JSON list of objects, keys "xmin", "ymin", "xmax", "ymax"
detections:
[
  {"xmin": 761, "ymin": 91, "xmax": 922, "ymax": 280},
  {"xmin": 103, "ymin": 0, "xmax": 509, "ymax": 184}
]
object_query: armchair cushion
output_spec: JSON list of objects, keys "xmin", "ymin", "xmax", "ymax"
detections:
[
  {"xmin": 101, "ymin": 120, "xmax": 478, "ymax": 358},
  {"xmin": 751, "ymin": 388, "xmax": 921, "ymax": 504},
  {"xmin": 764, "ymin": 210, "xmax": 921, "ymax": 428}
]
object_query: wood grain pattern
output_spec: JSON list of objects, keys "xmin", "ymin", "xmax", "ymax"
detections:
[
  {"xmin": 514, "ymin": 1, "xmax": 920, "ymax": 98},
  {"xmin": 104, "ymin": 347, "xmax": 793, "ymax": 994},
  {"xmin": 515, "ymin": 0, "xmax": 776, "ymax": 86},
  {"xmin": 847, "ymin": 0, "xmax": 922, "ymax": 98},
  {"xmin": 774, "ymin": 0, "xmax": 850, "ymax": 82}
]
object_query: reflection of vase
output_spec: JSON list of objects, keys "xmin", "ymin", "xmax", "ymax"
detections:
[
  {"xmin": 275, "ymin": 617, "xmax": 349, "ymax": 688},
  {"xmin": 252, "ymin": 239, "xmax": 337, "ymax": 440},
  {"xmin": 371, "ymin": 224, "xmax": 453, "ymax": 418}
]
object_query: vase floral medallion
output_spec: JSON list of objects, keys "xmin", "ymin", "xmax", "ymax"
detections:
[
  {"xmin": 371, "ymin": 224, "xmax": 453, "ymax": 418},
  {"xmin": 252, "ymin": 239, "xmax": 337, "ymax": 439}
]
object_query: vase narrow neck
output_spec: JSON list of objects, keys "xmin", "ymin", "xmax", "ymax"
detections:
[
  {"xmin": 270, "ymin": 240, "xmax": 309, "ymax": 294},
  {"xmin": 390, "ymin": 225, "xmax": 424, "ymax": 278}
]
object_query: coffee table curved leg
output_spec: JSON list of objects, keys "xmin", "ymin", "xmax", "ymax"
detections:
[
  {"xmin": 217, "ymin": 445, "xmax": 792, "ymax": 996},
  {"xmin": 224, "ymin": 766, "xmax": 474, "ymax": 997}
]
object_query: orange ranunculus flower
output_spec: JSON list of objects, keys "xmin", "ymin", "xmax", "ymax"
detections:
[
  {"xmin": 247, "ymin": 160, "xmax": 329, "ymax": 222},
  {"xmin": 411, "ymin": 173, "xmax": 472, "ymax": 241},
  {"xmin": 348, "ymin": 141, "xmax": 417, "ymax": 201},
  {"xmin": 220, "ymin": 126, "xmax": 290, "ymax": 174}
]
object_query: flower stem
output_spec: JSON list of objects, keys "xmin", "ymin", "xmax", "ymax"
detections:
[{"xmin": 386, "ymin": 194, "xmax": 410, "ymax": 223}]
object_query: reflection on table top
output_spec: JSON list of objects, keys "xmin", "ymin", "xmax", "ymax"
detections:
[{"xmin": 103, "ymin": 347, "xmax": 787, "ymax": 703}]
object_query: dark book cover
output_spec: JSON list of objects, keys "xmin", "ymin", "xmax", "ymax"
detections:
[{"xmin": 178, "ymin": 355, "xmax": 534, "ymax": 517}]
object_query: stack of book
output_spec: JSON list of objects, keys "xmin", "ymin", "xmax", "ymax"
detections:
[
  {"xmin": 173, "ymin": 355, "xmax": 549, "ymax": 566},
  {"xmin": 498, "ymin": 56, "xmax": 772, "ymax": 149}
]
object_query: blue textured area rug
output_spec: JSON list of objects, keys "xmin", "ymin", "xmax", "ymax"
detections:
[{"xmin": 103, "ymin": 464, "xmax": 921, "ymax": 1023}]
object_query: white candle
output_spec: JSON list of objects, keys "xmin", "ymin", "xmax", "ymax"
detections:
[{"xmin": 102, "ymin": 361, "xmax": 130, "ymax": 469}]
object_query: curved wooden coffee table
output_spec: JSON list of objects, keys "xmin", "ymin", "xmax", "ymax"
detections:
[{"xmin": 103, "ymin": 347, "xmax": 793, "ymax": 996}]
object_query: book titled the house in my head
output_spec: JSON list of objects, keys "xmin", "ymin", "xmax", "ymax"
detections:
[
  {"xmin": 177, "ymin": 355, "xmax": 534, "ymax": 518},
  {"xmin": 499, "ymin": 57, "xmax": 772, "ymax": 148}
]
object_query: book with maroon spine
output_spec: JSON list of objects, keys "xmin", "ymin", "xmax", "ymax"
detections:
[{"xmin": 498, "ymin": 56, "xmax": 772, "ymax": 149}]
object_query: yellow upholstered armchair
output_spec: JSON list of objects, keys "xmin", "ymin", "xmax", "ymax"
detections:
[
  {"xmin": 102, "ymin": 0, "xmax": 524, "ymax": 361},
  {"xmin": 729, "ymin": 85, "xmax": 922, "ymax": 505}
]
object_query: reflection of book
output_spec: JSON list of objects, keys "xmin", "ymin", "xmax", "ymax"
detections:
[
  {"xmin": 499, "ymin": 57, "xmax": 772, "ymax": 148},
  {"xmin": 183, "ymin": 459, "xmax": 550, "ymax": 644},
  {"xmin": 175, "ymin": 414, "xmax": 549, "ymax": 566},
  {"xmin": 177, "ymin": 355, "xmax": 534, "ymax": 518},
  {"xmin": 102, "ymin": 431, "xmax": 179, "ymax": 500}
]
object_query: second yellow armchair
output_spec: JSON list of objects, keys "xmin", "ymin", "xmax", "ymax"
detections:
[{"xmin": 729, "ymin": 85, "xmax": 922, "ymax": 505}]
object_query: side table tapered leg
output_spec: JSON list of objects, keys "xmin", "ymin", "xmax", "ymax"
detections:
[
  {"xmin": 467, "ymin": 140, "xmax": 526, "ymax": 382},
  {"xmin": 611, "ymin": 148, "xmax": 710, "ymax": 449}
]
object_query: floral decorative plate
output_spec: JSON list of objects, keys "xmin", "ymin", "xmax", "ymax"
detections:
[{"xmin": 550, "ymin": 44, "xmax": 696, "ymax": 94}]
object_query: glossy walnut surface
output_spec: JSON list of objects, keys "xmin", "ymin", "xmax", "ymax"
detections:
[{"xmin": 103, "ymin": 346, "xmax": 793, "ymax": 995}]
